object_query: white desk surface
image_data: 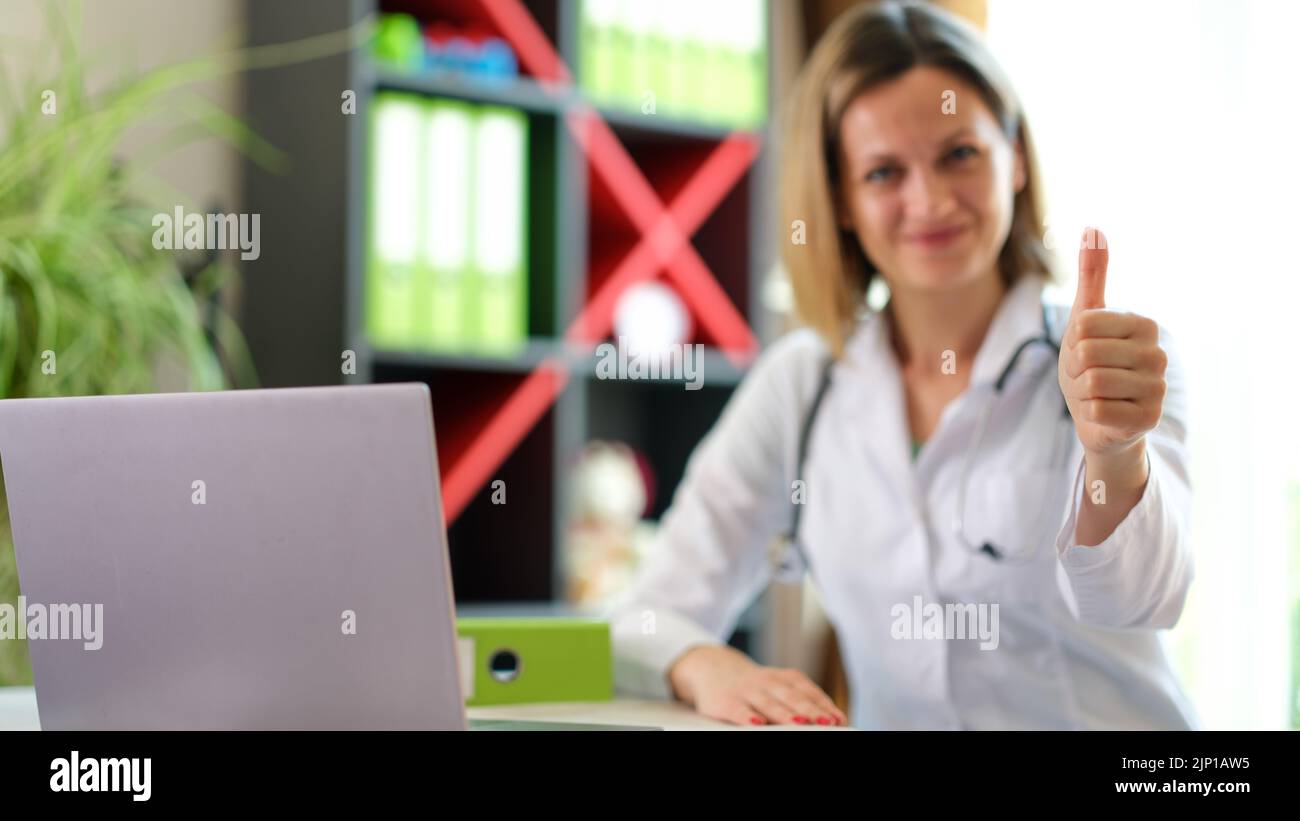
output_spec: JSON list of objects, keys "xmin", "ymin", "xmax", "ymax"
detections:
[{"xmin": 0, "ymin": 687, "xmax": 847, "ymax": 731}]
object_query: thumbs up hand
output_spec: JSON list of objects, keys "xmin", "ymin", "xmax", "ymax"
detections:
[{"xmin": 1057, "ymin": 228, "xmax": 1168, "ymax": 457}]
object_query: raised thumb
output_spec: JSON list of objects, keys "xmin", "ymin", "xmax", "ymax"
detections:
[{"xmin": 1074, "ymin": 226, "xmax": 1109, "ymax": 312}]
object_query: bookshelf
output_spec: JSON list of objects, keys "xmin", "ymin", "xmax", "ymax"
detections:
[{"xmin": 242, "ymin": 0, "xmax": 779, "ymax": 656}]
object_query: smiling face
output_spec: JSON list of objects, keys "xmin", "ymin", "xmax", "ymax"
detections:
[{"xmin": 836, "ymin": 65, "xmax": 1026, "ymax": 296}]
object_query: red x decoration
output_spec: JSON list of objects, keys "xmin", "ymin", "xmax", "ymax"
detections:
[{"xmin": 440, "ymin": 0, "xmax": 762, "ymax": 522}]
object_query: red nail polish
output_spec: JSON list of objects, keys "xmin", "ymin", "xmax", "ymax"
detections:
[
  {"xmin": 793, "ymin": 715, "xmax": 810, "ymax": 724},
  {"xmin": 816, "ymin": 716, "xmax": 831, "ymax": 725},
  {"xmin": 750, "ymin": 717, "xmax": 764, "ymax": 726}
]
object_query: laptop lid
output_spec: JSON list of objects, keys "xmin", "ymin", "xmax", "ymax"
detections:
[{"xmin": 0, "ymin": 383, "xmax": 467, "ymax": 730}]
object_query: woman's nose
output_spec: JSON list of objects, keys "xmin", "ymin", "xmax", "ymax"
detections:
[{"xmin": 901, "ymin": 166, "xmax": 955, "ymax": 219}]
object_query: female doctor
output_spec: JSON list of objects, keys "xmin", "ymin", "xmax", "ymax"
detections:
[{"xmin": 608, "ymin": 0, "xmax": 1196, "ymax": 730}]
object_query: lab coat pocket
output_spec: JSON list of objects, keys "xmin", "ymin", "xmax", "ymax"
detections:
[{"xmin": 961, "ymin": 468, "xmax": 1073, "ymax": 569}]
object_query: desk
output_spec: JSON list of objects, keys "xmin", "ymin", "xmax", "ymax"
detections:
[{"xmin": 0, "ymin": 687, "xmax": 847, "ymax": 731}]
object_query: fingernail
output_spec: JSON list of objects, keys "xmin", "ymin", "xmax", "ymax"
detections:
[
  {"xmin": 816, "ymin": 716, "xmax": 831, "ymax": 725},
  {"xmin": 749, "ymin": 717, "xmax": 764, "ymax": 726},
  {"xmin": 793, "ymin": 715, "xmax": 810, "ymax": 724}
]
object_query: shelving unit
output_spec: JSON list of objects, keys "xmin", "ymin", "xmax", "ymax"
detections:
[{"xmin": 242, "ymin": 0, "xmax": 779, "ymax": 656}]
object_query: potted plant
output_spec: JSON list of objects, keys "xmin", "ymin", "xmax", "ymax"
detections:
[{"xmin": 0, "ymin": 3, "xmax": 279, "ymax": 684}]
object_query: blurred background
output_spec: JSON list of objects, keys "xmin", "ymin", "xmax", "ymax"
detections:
[{"xmin": 0, "ymin": 0, "xmax": 1296, "ymax": 729}]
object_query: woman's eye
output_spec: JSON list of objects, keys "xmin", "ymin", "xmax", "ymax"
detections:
[
  {"xmin": 948, "ymin": 145, "xmax": 979, "ymax": 162},
  {"xmin": 864, "ymin": 166, "xmax": 896, "ymax": 183}
]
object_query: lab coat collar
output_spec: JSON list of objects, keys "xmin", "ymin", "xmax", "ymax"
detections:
[
  {"xmin": 967, "ymin": 274, "xmax": 1051, "ymax": 389},
  {"xmin": 844, "ymin": 274, "xmax": 1049, "ymax": 386},
  {"xmin": 839, "ymin": 305, "xmax": 911, "ymax": 481},
  {"xmin": 835, "ymin": 274, "xmax": 1051, "ymax": 479}
]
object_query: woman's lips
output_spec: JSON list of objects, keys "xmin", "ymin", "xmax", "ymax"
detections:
[{"xmin": 907, "ymin": 225, "xmax": 968, "ymax": 248}]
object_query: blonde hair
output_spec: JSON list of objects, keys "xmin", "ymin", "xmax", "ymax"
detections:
[{"xmin": 780, "ymin": 0, "xmax": 1057, "ymax": 357}]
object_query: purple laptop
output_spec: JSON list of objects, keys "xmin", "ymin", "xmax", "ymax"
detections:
[{"xmin": 0, "ymin": 384, "xmax": 467, "ymax": 729}]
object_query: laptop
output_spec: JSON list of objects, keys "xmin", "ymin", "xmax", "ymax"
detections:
[{"xmin": 0, "ymin": 384, "xmax": 655, "ymax": 730}]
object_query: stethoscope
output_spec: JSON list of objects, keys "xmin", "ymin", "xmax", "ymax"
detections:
[{"xmin": 770, "ymin": 301, "xmax": 1073, "ymax": 584}]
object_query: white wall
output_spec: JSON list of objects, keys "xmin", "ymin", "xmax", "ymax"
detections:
[
  {"xmin": 988, "ymin": 0, "xmax": 1300, "ymax": 729},
  {"xmin": 2, "ymin": 0, "xmax": 244, "ymax": 214}
]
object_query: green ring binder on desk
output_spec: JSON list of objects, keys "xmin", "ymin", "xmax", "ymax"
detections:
[{"xmin": 456, "ymin": 618, "xmax": 613, "ymax": 706}]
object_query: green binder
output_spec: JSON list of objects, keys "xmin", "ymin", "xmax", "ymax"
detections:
[
  {"xmin": 622, "ymin": 0, "xmax": 654, "ymax": 112},
  {"xmin": 456, "ymin": 618, "xmax": 613, "ymax": 706},
  {"xmin": 366, "ymin": 92, "xmax": 425, "ymax": 349},
  {"xmin": 737, "ymin": 0, "xmax": 768, "ymax": 129},
  {"xmin": 423, "ymin": 98, "xmax": 476, "ymax": 351},
  {"xmin": 657, "ymin": 7, "xmax": 691, "ymax": 119},
  {"xmin": 681, "ymin": 28, "xmax": 710, "ymax": 122},
  {"xmin": 577, "ymin": 0, "xmax": 768, "ymax": 128},
  {"xmin": 579, "ymin": 0, "xmax": 621, "ymax": 106},
  {"xmin": 470, "ymin": 106, "xmax": 528, "ymax": 352}
]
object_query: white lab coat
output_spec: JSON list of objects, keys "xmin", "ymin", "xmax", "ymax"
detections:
[{"xmin": 607, "ymin": 274, "xmax": 1198, "ymax": 730}]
